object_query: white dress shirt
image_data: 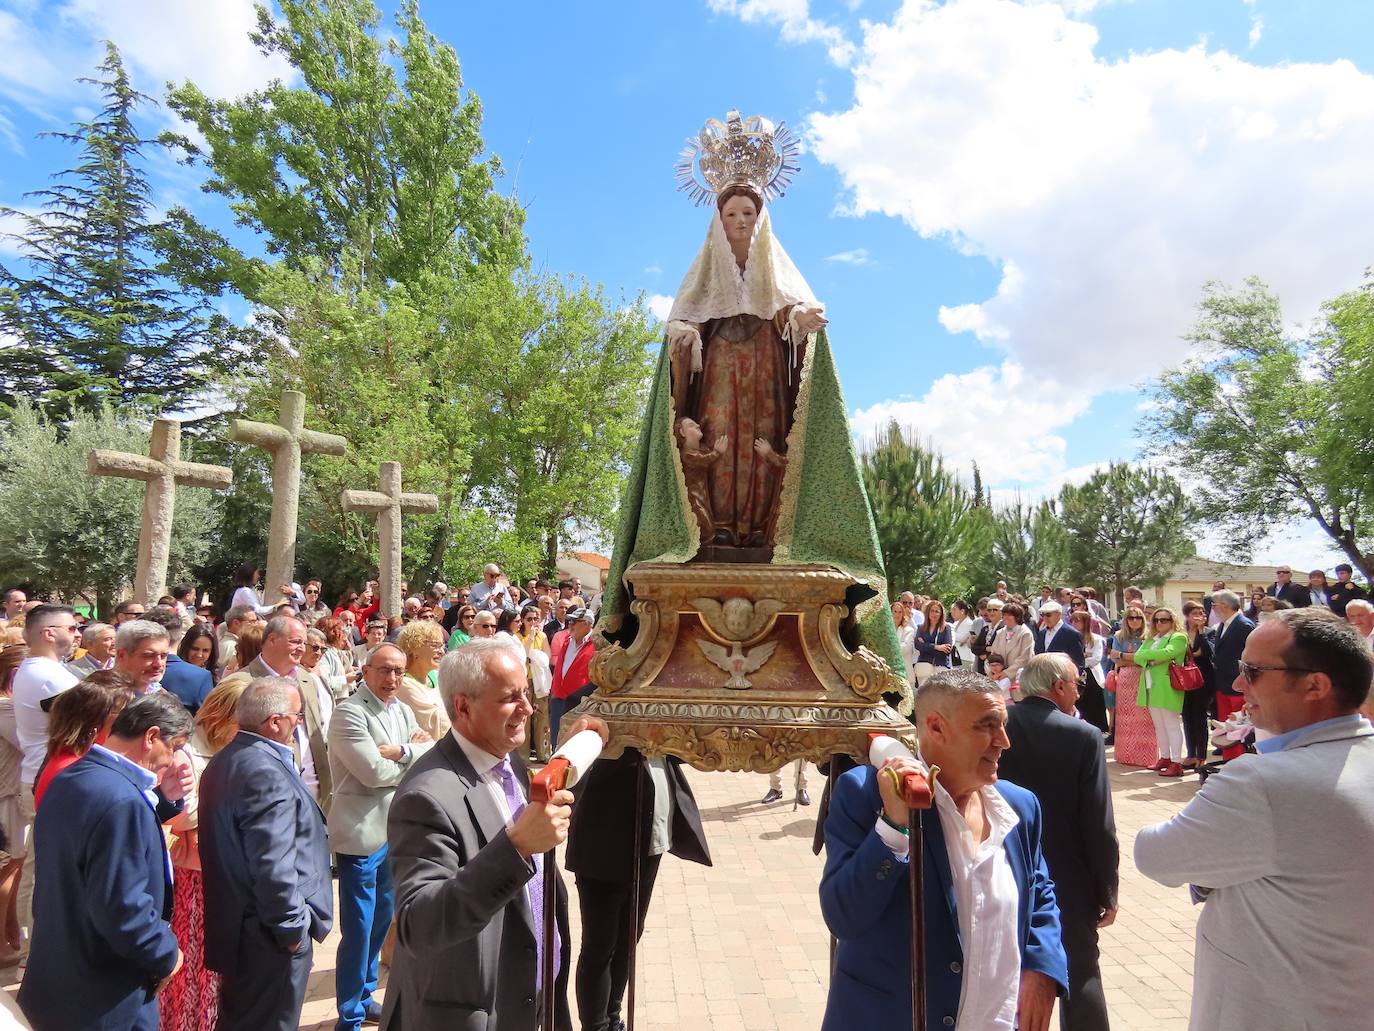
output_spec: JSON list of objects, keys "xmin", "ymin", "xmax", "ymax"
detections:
[
  {"xmin": 876, "ymin": 781, "xmax": 1022, "ymax": 1030},
  {"xmin": 561, "ymin": 633, "xmax": 588, "ymax": 677}
]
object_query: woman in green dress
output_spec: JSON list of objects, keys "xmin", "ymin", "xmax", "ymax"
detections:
[{"xmin": 1131, "ymin": 607, "xmax": 1188, "ymax": 777}]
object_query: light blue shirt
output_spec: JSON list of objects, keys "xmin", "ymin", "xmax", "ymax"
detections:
[
  {"xmin": 89, "ymin": 742, "xmax": 159, "ymax": 808},
  {"xmin": 1255, "ymin": 714, "xmax": 1366, "ymax": 754}
]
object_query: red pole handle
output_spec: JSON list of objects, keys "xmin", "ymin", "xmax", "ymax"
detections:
[{"xmin": 529, "ymin": 757, "xmax": 571, "ymax": 803}]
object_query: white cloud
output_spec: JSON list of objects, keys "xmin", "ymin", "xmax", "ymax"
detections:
[
  {"xmin": 825, "ymin": 247, "xmax": 872, "ymax": 265},
  {"xmin": 705, "ymin": 0, "xmax": 855, "ymax": 66},
  {"xmin": 1248, "ymin": 15, "xmax": 1264, "ymax": 47},
  {"xmin": 644, "ymin": 264, "xmax": 663, "ymax": 275},
  {"xmin": 647, "ymin": 294, "xmax": 675, "ymax": 321},
  {"xmin": 0, "ymin": 204, "xmax": 45, "ymax": 256},
  {"xmin": 0, "ymin": 1, "xmax": 295, "ymax": 130},
  {"xmin": 806, "ymin": 0, "xmax": 1374, "ymax": 399},
  {"xmin": 850, "ymin": 361, "xmax": 1090, "ymax": 485}
]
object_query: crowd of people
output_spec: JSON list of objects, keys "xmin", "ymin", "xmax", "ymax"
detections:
[
  {"xmin": 0, "ymin": 555, "xmax": 1369, "ymax": 1031},
  {"xmin": 0, "ymin": 562, "xmax": 626, "ymax": 1031}
]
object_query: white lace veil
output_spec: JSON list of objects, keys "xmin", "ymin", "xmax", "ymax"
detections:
[{"xmin": 667, "ymin": 206, "xmax": 818, "ymax": 325}]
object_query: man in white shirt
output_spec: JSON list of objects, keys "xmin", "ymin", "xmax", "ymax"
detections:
[
  {"xmin": 1136, "ymin": 608, "xmax": 1374, "ymax": 1031},
  {"xmin": 12, "ymin": 604, "xmax": 80, "ymax": 959},
  {"xmin": 469, "ymin": 563, "xmax": 512, "ymax": 612},
  {"xmin": 819, "ymin": 667, "xmax": 1067, "ymax": 1031},
  {"xmin": 1, "ymin": 589, "xmax": 26, "ymax": 622}
]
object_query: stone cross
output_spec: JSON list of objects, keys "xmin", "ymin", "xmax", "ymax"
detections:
[
  {"xmin": 89, "ymin": 419, "xmax": 234, "ymax": 606},
  {"xmin": 230, "ymin": 390, "xmax": 348, "ymax": 604},
  {"xmin": 341, "ymin": 461, "xmax": 439, "ymax": 619}
]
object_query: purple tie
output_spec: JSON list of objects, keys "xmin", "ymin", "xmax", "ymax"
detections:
[{"xmin": 497, "ymin": 759, "xmax": 560, "ymax": 981}]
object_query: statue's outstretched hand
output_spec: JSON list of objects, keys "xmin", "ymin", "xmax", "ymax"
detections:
[
  {"xmin": 794, "ymin": 307, "xmax": 828, "ymax": 336},
  {"xmin": 714, "ymin": 435, "xmax": 730, "ymax": 454}
]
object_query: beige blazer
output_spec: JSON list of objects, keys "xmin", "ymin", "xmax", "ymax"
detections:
[
  {"xmin": 1135, "ymin": 717, "xmax": 1374, "ymax": 1030},
  {"xmin": 218, "ymin": 656, "xmax": 332, "ymax": 813},
  {"xmin": 326, "ymin": 686, "xmax": 431, "ymax": 857}
]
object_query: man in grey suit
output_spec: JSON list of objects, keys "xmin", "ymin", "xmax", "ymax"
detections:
[
  {"xmin": 383, "ymin": 638, "xmax": 604, "ymax": 1031},
  {"xmin": 327, "ymin": 643, "xmax": 434, "ymax": 1031},
  {"xmin": 218, "ymin": 614, "xmax": 333, "ymax": 812},
  {"xmin": 199, "ymin": 676, "xmax": 334, "ymax": 1031},
  {"xmin": 1136, "ymin": 607, "xmax": 1374, "ymax": 1030},
  {"xmin": 65, "ymin": 622, "xmax": 115, "ymax": 678}
]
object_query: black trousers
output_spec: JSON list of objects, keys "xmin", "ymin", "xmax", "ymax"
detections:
[
  {"xmin": 574, "ymin": 854, "xmax": 661, "ymax": 1031},
  {"xmin": 1059, "ymin": 906, "xmax": 1110, "ymax": 1031},
  {"xmin": 1181, "ymin": 684, "xmax": 1213, "ymax": 760},
  {"xmin": 1076, "ymin": 674, "xmax": 1110, "ymax": 734},
  {"xmin": 215, "ymin": 925, "xmax": 313, "ymax": 1031}
]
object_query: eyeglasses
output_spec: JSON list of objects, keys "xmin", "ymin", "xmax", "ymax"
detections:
[
  {"xmin": 1152, "ymin": 617, "xmax": 1173, "ymax": 624},
  {"xmin": 305, "ymin": 588, "xmax": 319, "ymax": 595},
  {"xmin": 1237, "ymin": 660, "xmax": 1318, "ymax": 684},
  {"xmin": 1126, "ymin": 615, "xmax": 1143, "ymax": 621},
  {"xmin": 272, "ymin": 711, "xmax": 305, "ymax": 723},
  {"xmin": 305, "ymin": 643, "xmax": 325, "ymax": 653},
  {"xmin": 370, "ymin": 666, "xmax": 405, "ymax": 679}
]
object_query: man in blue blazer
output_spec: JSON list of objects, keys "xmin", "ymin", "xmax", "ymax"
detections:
[
  {"xmin": 1208, "ymin": 590, "xmax": 1255, "ymax": 759},
  {"xmin": 18, "ymin": 693, "xmax": 193, "ymax": 1031},
  {"xmin": 200, "ymin": 676, "xmax": 333, "ymax": 1031},
  {"xmin": 820, "ymin": 668, "xmax": 1068, "ymax": 1031},
  {"xmin": 1034, "ymin": 601, "xmax": 1085, "ymax": 672}
]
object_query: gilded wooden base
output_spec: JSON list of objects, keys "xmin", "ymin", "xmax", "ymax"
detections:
[{"xmin": 570, "ymin": 562, "xmax": 915, "ymax": 774}]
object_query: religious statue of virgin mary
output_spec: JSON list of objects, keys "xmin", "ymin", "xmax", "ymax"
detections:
[{"xmin": 598, "ymin": 111, "xmax": 906, "ymax": 692}]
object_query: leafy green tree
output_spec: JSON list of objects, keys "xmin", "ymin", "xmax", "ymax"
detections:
[
  {"xmin": 0, "ymin": 403, "xmax": 214, "ymax": 614},
  {"xmin": 984, "ymin": 497, "xmax": 1069, "ymax": 598},
  {"xmin": 0, "ymin": 43, "xmax": 245, "ymax": 423},
  {"xmin": 166, "ymin": 0, "xmax": 524, "ymax": 292},
  {"xmin": 862, "ymin": 423, "xmax": 989, "ymax": 600},
  {"xmin": 1057, "ymin": 463, "xmax": 1195, "ymax": 610},
  {"xmin": 1145, "ymin": 276, "xmax": 1374, "ymax": 579}
]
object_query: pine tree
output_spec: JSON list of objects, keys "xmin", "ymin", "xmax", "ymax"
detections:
[
  {"xmin": 971, "ymin": 461, "xmax": 986, "ymax": 508},
  {"xmin": 0, "ymin": 43, "xmax": 240, "ymax": 423}
]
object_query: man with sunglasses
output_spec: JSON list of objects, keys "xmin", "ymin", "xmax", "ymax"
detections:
[
  {"xmin": 1209, "ymin": 590, "xmax": 1255, "ymax": 761},
  {"xmin": 1135, "ymin": 608, "xmax": 1374, "ymax": 1031}
]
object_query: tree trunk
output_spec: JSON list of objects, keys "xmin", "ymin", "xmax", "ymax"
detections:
[{"xmin": 544, "ymin": 528, "xmax": 559, "ymax": 578}]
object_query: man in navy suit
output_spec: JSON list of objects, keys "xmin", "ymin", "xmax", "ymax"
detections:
[
  {"xmin": 820, "ymin": 668, "xmax": 1068, "ymax": 1031},
  {"xmin": 142, "ymin": 608, "xmax": 214, "ymax": 713},
  {"xmin": 200, "ymin": 676, "xmax": 333, "ymax": 1031},
  {"xmin": 1209, "ymin": 589, "xmax": 1255, "ymax": 760},
  {"xmin": 1034, "ymin": 601, "xmax": 1085, "ymax": 672},
  {"xmin": 18, "ymin": 693, "xmax": 193, "ymax": 1031}
]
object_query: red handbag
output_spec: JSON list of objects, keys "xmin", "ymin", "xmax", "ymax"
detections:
[{"xmin": 1169, "ymin": 658, "xmax": 1205, "ymax": 692}]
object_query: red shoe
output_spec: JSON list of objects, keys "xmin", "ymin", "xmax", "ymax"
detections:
[
  {"xmin": 1159, "ymin": 762, "xmax": 1184, "ymax": 778},
  {"xmin": 1152, "ymin": 758, "xmax": 1170, "ymax": 772}
]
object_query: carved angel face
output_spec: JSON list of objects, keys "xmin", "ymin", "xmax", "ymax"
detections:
[{"xmin": 721, "ymin": 598, "xmax": 755, "ymax": 638}]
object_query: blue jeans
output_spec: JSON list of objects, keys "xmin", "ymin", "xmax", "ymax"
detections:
[
  {"xmin": 549, "ymin": 684, "xmax": 596, "ymax": 749},
  {"xmin": 334, "ymin": 844, "xmax": 394, "ymax": 1030}
]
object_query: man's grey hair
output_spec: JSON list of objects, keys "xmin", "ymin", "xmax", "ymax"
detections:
[
  {"xmin": 1019, "ymin": 653, "xmax": 1077, "ymax": 699},
  {"xmin": 115, "ymin": 619, "xmax": 171, "ymax": 653},
  {"xmin": 913, "ymin": 667, "xmax": 1004, "ymax": 721},
  {"xmin": 1345, "ymin": 599, "xmax": 1374, "ymax": 617},
  {"xmin": 224, "ymin": 604, "xmax": 254, "ymax": 627},
  {"xmin": 110, "ymin": 691, "xmax": 193, "ymax": 742},
  {"xmin": 140, "ymin": 606, "xmax": 187, "ymax": 645},
  {"xmin": 263, "ymin": 613, "xmax": 305, "ymax": 642},
  {"xmin": 1211, "ymin": 589, "xmax": 1242, "ymax": 613},
  {"xmin": 234, "ymin": 676, "xmax": 300, "ymax": 729},
  {"xmin": 438, "ymin": 637, "xmax": 525, "ymax": 718},
  {"xmin": 306, "ymin": 627, "xmax": 328, "ymax": 644},
  {"xmin": 472, "ymin": 610, "xmax": 497, "ymax": 626},
  {"xmin": 80, "ymin": 622, "xmax": 114, "ymax": 647}
]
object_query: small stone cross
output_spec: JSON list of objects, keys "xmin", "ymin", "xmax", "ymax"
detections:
[
  {"xmin": 341, "ymin": 462, "xmax": 439, "ymax": 619},
  {"xmin": 230, "ymin": 390, "xmax": 348, "ymax": 604},
  {"xmin": 89, "ymin": 419, "xmax": 234, "ymax": 606}
]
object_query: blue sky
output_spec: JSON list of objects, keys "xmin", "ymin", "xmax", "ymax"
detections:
[{"xmin": 1, "ymin": 0, "xmax": 1371, "ymax": 571}]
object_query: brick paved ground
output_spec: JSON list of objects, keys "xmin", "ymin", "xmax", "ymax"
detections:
[
  {"xmin": 0, "ymin": 752, "xmax": 1201, "ymax": 1029},
  {"xmin": 291, "ymin": 753, "xmax": 1202, "ymax": 1030}
]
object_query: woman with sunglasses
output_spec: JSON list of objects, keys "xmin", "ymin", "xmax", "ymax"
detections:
[
  {"xmin": 1180, "ymin": 600, "xmax": 1217, "ymax": 769},
  {"xmin": 1108, "ymin": 607, "xmax": 1155, "ymax": 766},
  {"xmin": 514, "ymin": 605, "xmax": 553, "ymax": 761},
  {"xmin": 1130, "ymin": 606, "xmax": 1189, "ymax": 776},
  {"xmin": 445, "ymin": 605, "xmax": 477, "ymax": 651}
]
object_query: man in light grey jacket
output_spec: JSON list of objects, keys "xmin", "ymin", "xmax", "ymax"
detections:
[
  {"xmin": 327, "ymin": 643, "xmax": 433, "ymax": 1031},
  {"xmin": 1135, "ymin": 607, "xmax": 1374, "ymax": 1031}
]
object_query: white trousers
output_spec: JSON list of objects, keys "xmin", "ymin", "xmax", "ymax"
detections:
[
  {"xmin": 1149, "ymin": 707, "xmax": 1185, "ymax": 762},
  {"xmin": 769, "ymin": 760, "xmax": 807, "ymax": 792}
]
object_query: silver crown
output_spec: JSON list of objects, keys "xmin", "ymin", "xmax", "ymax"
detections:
[{"xmin": 674, "ymin": 110, "xmax": 801, "ymax": 207}]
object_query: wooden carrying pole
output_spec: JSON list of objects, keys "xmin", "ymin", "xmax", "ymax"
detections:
[{"xmin": 899, "ymin": 766, "xmax": 937, "ymax": 1031}]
